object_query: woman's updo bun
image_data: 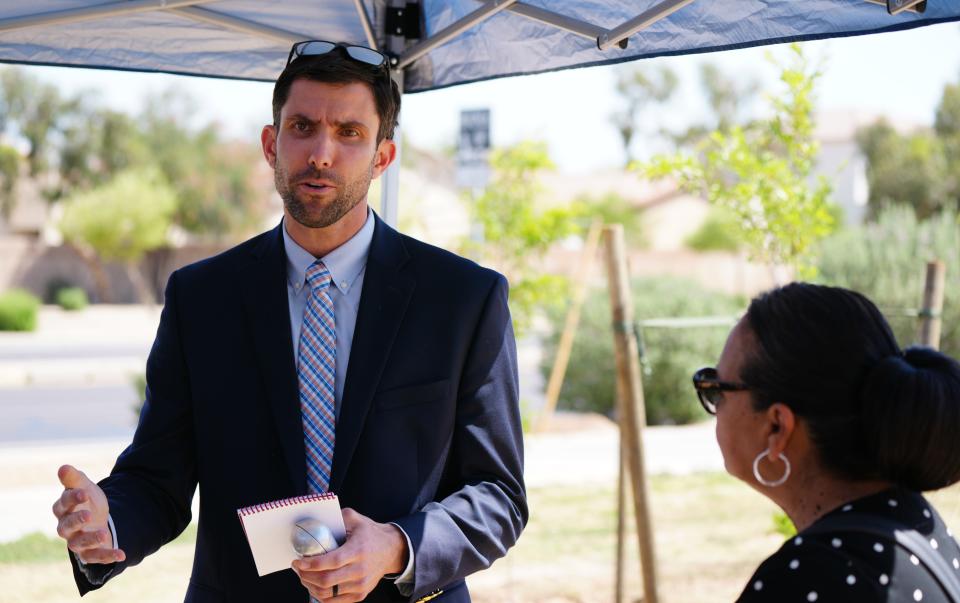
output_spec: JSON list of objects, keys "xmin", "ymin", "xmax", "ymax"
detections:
[
  {"xmin": 742, "ymin": 283, "xmax": 960, "ymax": 491},
  {"xmin": 860, "ymin": 346, "xmax": 960, "ymax": 491}
]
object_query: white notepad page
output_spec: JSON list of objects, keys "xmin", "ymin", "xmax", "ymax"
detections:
[{"xmin": 237, "ymin": 492, "xmax": 345, "ymax": 576}]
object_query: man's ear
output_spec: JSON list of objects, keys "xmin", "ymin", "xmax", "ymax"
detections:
[
  {"xmin": 261, "ymin": 124, "xmax": 278, "ymax": 168},
  {"xmin": 371, "ymin": 138, "xmax": 397, "ymax": 179},
  {"xmin": 765, "ymin": 403, "xmax": 797, "ymax": 458}
]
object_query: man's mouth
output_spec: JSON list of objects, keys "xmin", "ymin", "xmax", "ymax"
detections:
[{"xmin": 300, "ymin": 181, "xmax": 335, "ymax": 192}]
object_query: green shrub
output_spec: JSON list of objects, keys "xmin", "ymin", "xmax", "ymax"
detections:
[
  {"xmin": 132, "ymin": 372, "xmax": 147, "ymax": 417},
  {"xmin": 685, "ymin": 207, "xmax": 743, "ymax": 252},
  {"xmin": 0, "ymin": 288, "xmax": 40, "ymax": 331},
  {"xmin": 816, "ymin": 205, "xmax": 960, "ymax": 356},
  {"xmin": 771, "ymin": 511, "xmax": 797, "ymax": 538},
  {"xmin": 541, "ymin": 276, "xmax": 744, "ymax": 425},
  {"xmin": 54, "ymin": 286, "xmax": 88, "ymax": 311}
]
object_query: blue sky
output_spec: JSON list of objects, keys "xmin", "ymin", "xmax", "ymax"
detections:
[{"xmin": 23, "ymin": 21, "xmax": 960, "ymax": 174}]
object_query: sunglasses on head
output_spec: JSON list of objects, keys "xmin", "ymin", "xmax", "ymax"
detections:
[
  {"xmin": 287, "ymin": 40, "xmax": 388, "ymax": 69},
  {"xmin": 692, "ymin": 367, "xmax": 749, "ymax": 415}
]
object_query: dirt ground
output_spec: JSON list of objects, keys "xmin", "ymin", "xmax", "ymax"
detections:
[{"xmin": 4, "ymin": 414, "xmax": 960, "ymax": 602}]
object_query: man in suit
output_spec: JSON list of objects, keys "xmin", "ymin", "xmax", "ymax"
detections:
[{"xmin": 51, "ymin": 41, "xmax": 527, "ymax": 602}]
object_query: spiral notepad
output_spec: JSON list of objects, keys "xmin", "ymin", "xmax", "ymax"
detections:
[{"xmin": 237, "ymin": 492, "xmax": 345, "ymax": 576}]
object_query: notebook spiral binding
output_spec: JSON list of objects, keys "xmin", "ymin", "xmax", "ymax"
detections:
[{"xmin": 237, "ymin": 492, "xmax": 338, "ymax": 517}]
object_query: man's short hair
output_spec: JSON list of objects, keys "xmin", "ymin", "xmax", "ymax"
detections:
[{"xmin": 272, "ymin": 49, "xmax": 401, "ymax": 144}]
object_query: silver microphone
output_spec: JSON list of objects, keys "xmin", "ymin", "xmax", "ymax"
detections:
[{"xmin": 291, "ymin": 518, "xmax": 340, "ymax": 557}]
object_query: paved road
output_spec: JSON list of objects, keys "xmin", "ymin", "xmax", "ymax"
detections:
[
  {"xmin": 0, "ymin": 385, "xmax": 137, "ymax": 443},
  {"xmin": 0, "ymin": 342, "xmax": 148, "ymax": 360}
]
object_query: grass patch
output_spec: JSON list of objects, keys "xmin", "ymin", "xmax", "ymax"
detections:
[
  {"xmin": 0, "ymin": 533, "xmax": 67, "ymax": 564},
  {"xmin": 4, "ymin": 476, "xmax": 960, "ymax": 603},
  {"xmin": 0, "ymin": 524, "xmax": 197, "ymax": 566}
]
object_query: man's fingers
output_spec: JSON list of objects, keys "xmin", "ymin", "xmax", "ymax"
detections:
[
  {"xmin": 58, "ymin": 465, "xmax": 92, "ymax": 490},
  {"xmin": 76, "ymin": 547, "xmax": 126, "ymax": 565},
  {"xmin": 67, "ymin": 529, "xmax": 112, "ymax": 553},
  {"xmin": 305, "ymin": 578, "xmax": 366, "ymax": 603},
  {"xmin": 52, "ymin": 488, "xmax": 87, "ymax": 518},
  {"xmin": 56, "ymin": 510, "xmax": 90, "ymax": 538},
  {"xmin": 295, "ymin": 564, "xmax": 359, "ymax": 590},
  {"xmin": 294, "ymin": 545, "xmax": 354, "ymax": 572},
  {"xmin": 341, "ymin": 507, "xmax": 361, "ymax": 528}
]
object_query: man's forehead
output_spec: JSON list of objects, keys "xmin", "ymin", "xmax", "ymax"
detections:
[{"xmin": 282, "ymin": 79, "xmax": 378, "ymax": 122}]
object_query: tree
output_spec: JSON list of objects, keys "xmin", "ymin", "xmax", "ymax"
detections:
[
  {"xmin": 0, "ymin": 144, "xmax": 20, "ymax": 219},
  {"xmin": 610, "ymin": 65, "xmax": 678, "ymax": 166},
  {"xmin": 856, "ymin": 120, "xmax": 949, "ymax": 220},
  {"xmin": 671, "ymin": 63, "xmax": 760, "ymax": 148},
  {"xmin": 571, "ymin": 191, "xmax": 646, "ymax": 247},
  {"xmin": 0, "ymin": 68, "xmax": 264, "ymax": 239},
  {"xmin": 57, "ymin": 107, "xmax": 150, "ymax": 196},
  {"xmin": 140, "ymin": 88, "xmax": 264, "ymax": 239},
  {"xmin": 462, "ymin": 141, "xmax": 583, "ymax": 337},
  {"xmin": 59, "ymin": 168, "xmax": 176, "ymax": 303},
  {"xmin": 0, "ymin": 69, "xmax": 72, "ymax": 178},
  {"xmin": 640, "ymin": 44, "xmax": 836, "ymax": 278}
]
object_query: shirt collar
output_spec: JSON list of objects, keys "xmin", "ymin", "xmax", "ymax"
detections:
[{"xmin": 282, "ymin": 207, "xmax": 375, "ymax": 295}]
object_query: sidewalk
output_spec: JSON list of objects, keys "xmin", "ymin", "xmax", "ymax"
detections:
[
  {"xmin": 0, "ymin": 305, "xmax": 160, "ymax": 387},
  {"xmin": 0, "ymin": 305, "xmax": 724, "ymax": 542},
  {"xmin": 0, "ymin": 420, "xmax": 722, "ymax": 543}
]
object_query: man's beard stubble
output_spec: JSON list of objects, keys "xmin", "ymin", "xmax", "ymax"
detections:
[{"xmin": 275, "ymin": 160, "xmax": 374, "ymax": 229}]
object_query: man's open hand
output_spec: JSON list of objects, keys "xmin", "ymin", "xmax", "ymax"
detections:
[
  {"xmin": 292, "ymin": 507, "xmax": 409, "ymax": 602},
  {"xmin": 52, "ymin": 465, "xmax": 125, "ymax": 564}
]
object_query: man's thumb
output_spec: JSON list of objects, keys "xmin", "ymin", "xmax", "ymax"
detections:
[{"xmin": 58, "ymin": 464, "xmax": 90, "ymax": 489}]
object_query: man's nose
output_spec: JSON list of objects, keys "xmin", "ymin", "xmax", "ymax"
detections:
[{"xmin": 308, "ymin": 135, "xmax": 334, "ymax": 169}]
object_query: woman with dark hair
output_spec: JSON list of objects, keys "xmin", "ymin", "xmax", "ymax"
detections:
[{"xmin": 694, "ymin": 282, "xmax": 960, "ymax": 602}]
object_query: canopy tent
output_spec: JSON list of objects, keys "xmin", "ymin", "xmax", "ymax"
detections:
[{"xmin": 0, "ymin": 0, "xmax": 957, "ymax": 222}]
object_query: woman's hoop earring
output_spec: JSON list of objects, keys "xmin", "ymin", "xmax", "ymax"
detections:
[{"xmin": 753, "ymin": 448, "xmax": 791, "ymax": 487}]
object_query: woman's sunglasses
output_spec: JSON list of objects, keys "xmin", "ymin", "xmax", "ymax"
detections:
[
  {"xmin": 287, "ymin": 40, "xmax": 388, "ymax": 69},
  {"xmin": 691, "ymin": 367, "xmax": 749, "ymax": 415}
]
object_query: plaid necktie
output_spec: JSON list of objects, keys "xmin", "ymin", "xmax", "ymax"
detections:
[{"xmin": 298, "ymin": 260, "xmax": 337, "ymax": 494}]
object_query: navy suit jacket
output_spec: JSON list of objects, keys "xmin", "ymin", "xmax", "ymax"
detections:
[{"xmin": 71, "ymin": 215, "xmax": 527, "ymax": 602}]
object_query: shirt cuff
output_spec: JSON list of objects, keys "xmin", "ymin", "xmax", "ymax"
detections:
[
  {"xmin": 107, "ymin": 514, "xmax": 118, "ymax": 549},
  {"xmin": 387, "ymin": 522, "xmax": 415, "ymax": 596},
  {"xmin": 74, "ymin": 513, "xmax": 119, "ymax": 585}
]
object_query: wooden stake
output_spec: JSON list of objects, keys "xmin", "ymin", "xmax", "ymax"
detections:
[
  {"xmin": 918, "ymin": 260, "xmax": 946, "ymax": 349},
  {"xmin": 614, "ymin": 376, "xmax": 628, "ymax": 603},
  {"xmin": 536, "ymin": 219, "xmax": 604, "ymax": 431},
  {"xmin": 615, "ymin": 431, "xmax": 628, "ymax": 603},
  {"xmin": 603, "ymin": 224, "xmax": 659, "ymax": 603}
]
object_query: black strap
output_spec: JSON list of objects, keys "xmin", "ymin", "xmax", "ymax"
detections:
[{"xmin": 804, "ymin": 513, "xmax": 960, "ymax": 602}]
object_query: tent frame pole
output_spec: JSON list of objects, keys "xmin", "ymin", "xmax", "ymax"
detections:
[
  {"xmin": 0, "ymin": 0, "xmax": 216, "ymax": 33},
  {"xmin": 598, "ymin": 0, "xmax": 697, "ymax": 50},
  {"xmin": 171, "ymin": 7, "xmax": 306, "ymax": 44},
  {"xmin": 380, "ymin": 69, "xmax": 403, "ymax": 227},
  {"xmin": 395, "ymin": 0, "xmax": 519, "ymax": 70},
  {"xmin": 352, "ymin": 0, "xmax": 379, "ymax": 50},
  {"xmin": 507, "ymin": 3, "xmax": 605, "ymax": 40},
  {"xmin": 863, "ymin": 0, "xmax": 926, "ymax": 15}
]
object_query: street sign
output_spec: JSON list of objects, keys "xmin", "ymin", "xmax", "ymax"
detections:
[{"xmin": 457, "ymin": 109, "xmax": 491, "ymax": 189}]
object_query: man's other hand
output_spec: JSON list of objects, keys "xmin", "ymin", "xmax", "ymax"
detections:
[
  {"xmin": 52, "ymin": 464, "xmax": 125, "ymax": 564},
  {"xmin": 292, "ymin": 508, "xmax": 408, "ymax": 602}
]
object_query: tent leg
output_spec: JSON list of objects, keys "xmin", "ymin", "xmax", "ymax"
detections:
[{"xmin": 379, "ymin": 69, "xmax": 403, "ymax": 228}]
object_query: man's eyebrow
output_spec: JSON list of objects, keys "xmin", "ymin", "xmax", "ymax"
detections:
[
  {"xmin": 332, "ymin": 119, "xmax": 369, "ymax": 131},
  {"xmin": 284, "ymin": 114, "xmax": 369, "ymax": 131}
]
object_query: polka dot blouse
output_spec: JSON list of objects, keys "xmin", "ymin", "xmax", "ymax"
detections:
[{"xmin": 737, "ymin": 488, "xmax": 960, "ymax": 602}]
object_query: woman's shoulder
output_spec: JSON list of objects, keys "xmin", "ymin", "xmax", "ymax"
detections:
[
  {"xmin": 736, "ymin": 491, "xmax": 960, "ymax": 603},
  {"xmin": 735, "ymin": 534, "xmax": 885, "ymax": 602}
]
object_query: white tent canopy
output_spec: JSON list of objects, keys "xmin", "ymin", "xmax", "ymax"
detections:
[{"xmin": 0, "ymin": 0, "xmax": 956, "ymax": 221}]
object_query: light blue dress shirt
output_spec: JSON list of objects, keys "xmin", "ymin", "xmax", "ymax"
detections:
[
  {"xmin": 283, "ymin": 209, "xmax": 415, "ymax": 591},
  {"xmin": 282, "ymin": 211, "xmax": 373, "ymax": 417}
]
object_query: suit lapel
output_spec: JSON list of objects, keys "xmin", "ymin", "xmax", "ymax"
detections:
[
  {"xmin": 240, "ymin": 224, "xmax": 306, "ymax": 494},
  {"xmin": 330, "ymin": 216, "xmax": 414, "ymax": 492}
]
